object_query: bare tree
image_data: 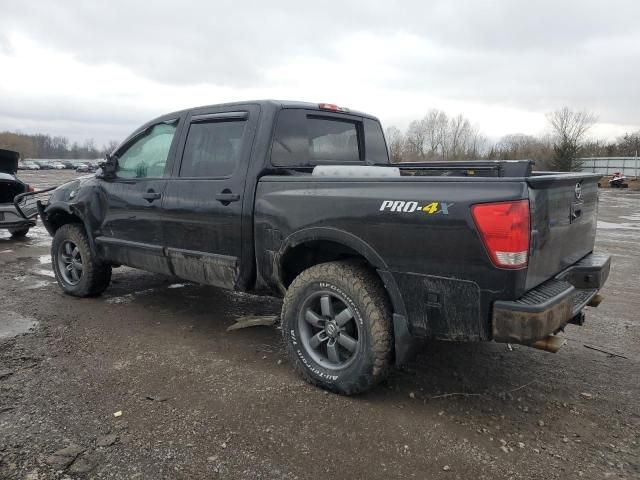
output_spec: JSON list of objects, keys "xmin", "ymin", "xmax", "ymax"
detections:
[
  {"xmin": 404, "ymin": 119, "xmax": 427, "ymax": 161},
  {"xmin": 384, "ymin": 126, "xmax": 405, "ymax": 163},
  {"xmin": 103, "ymin": 140, "xmax": 120, "ymax": 155},
  {"xmin": 616, "ymin": 131, "xmax": 640, "ymax": 157},
  {"xmin": 468, "ymin": 126, "xmax": 487, "ymax": 159},
  {"xmin": 447, "ymin": 114, "xmax": 472, "ymax": 160},
  {"xmin": 423, "ymin": 109, "xmax": 447, "ymax": 158},
  {"xmin": 547, "ymin": 107, "xmax": 597, "ymax": 171},
  {"xmin": 401, "ymin": 110, "xmax": 482, "ymax": 161},
  {"xmin": 435, "ymin": 113, "xmax": 450, "ymax": 160},
  {"xmin": 489, "ymin": 133, "xmax": 553, "ymax": 169}
]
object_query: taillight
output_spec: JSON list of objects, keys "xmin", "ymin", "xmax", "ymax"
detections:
[
  {"xmin": 318, "ymin": 103, "xmax": 349, "ymax": 113},
  {"xmin": 471, "ymin": 200, "xmax": 530, "ymax": 269}
]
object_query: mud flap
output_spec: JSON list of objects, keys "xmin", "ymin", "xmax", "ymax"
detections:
[{"xmin": 393, "ymin": 313, "xmax": 420, "ymax": 366}]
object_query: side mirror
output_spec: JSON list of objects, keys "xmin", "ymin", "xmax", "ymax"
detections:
[{"xmin": 97, "ymin": 154, "xmax": 118, "ymax": 179}]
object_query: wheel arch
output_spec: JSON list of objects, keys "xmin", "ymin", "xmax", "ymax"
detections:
[
  {"xmin": 278, "ymin": 228, "xmax": 386, "ymax": 283},
  {"xmin": 277, "ymin": 228, "xmax": 413, "ymax": 358},
  {"xmin": 42, "ymin": 203, "xmax": 98, "ymax": 256}
]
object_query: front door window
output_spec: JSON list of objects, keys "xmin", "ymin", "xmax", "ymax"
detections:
[{"xmin": 116, "ymin": 123, "xmax": 177, "ymax": 179}]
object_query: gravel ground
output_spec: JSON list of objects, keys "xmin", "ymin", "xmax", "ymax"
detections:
[{"xmin": 0, "ymin": 171, "xmax": 638, "ymax": 479}]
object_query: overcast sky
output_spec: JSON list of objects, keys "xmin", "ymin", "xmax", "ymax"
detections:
[{"xmin": 1, "ymin": 0, "xmax": 639, "ymax": 145}]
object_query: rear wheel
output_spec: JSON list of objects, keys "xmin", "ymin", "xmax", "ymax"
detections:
[
  {"xmin": 281, "ymin": 261, "xmax": 393, "ymax": 395},
  {"xmin": 9, "ymin": 227, "xmax": 29, "ymax": 238},
  {"xmin": 51, "ymin": 224, "xmax": 112, "ymax": 297}
]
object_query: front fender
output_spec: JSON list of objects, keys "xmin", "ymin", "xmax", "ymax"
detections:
[
  {"xmin": 41, "ymin": 201, "xmax": 99, "ymax": 257},
  {"xmin": 41, "ymin": 201, "xmax": 74, "ymax": 235}
]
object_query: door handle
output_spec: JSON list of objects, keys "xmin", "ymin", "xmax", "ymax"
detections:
[
  {"xmin": 215, "ymin": 191, "xmax": 240, "ymax": 204},
  {"xmin": 142, "ymin": 190, "xmax": 161, "ymax": 202}
]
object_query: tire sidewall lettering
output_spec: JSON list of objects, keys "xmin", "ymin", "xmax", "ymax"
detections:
[{"xmin": 288, "ymin": 280, "xmax": 365, "ymax": 383}]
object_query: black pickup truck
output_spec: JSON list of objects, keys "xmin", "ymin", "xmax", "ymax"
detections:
[{"xmin": 39, "ymin": 100, "xmax": 610, "ymax": 394}]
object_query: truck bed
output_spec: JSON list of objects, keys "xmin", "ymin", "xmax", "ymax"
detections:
[{"xmin": 254, "ymin": 168, "xmax": 601, "ymax": 341}]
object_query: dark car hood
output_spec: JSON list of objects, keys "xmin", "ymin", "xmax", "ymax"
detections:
[{"xmin": 0, "ymin": 149, "xmax": 19, "ymax": 174}]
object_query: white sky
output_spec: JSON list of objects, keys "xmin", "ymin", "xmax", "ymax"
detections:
[{"xmin": 1, "ymin": 0, "xmax": 639, "ymax": 146}]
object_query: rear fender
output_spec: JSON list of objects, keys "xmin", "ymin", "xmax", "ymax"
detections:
[
  {"xmin": 278, "ymin": 227, "xmax": 418, "ymax": 365},
  {"xmin": 279, "ymin": 227, "xmax": 388, "ymax": 274}
]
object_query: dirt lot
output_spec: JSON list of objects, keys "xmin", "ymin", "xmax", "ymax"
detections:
[{"xmin": 1, "ymin": 171, "xmax": 638, "ymax": 479}]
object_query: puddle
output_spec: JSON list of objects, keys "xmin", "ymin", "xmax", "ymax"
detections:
[
  {"xmin": 105, "ymin": 287, "xmax": 157, "ymax": 304},
  {"xmin": 24, "ymin": 279, "xmax": 55, "ymax": 290},
  {"xmin": 0, "ymin": 311, "xmax": 39, "ymax": 339},
  {"xmin": 33, "ymin": 268, "xmax": 55, "ymax": 278},
  {"xmin": 105, "ymin": 295, "xmax": 136, "ymax": 305},
  {"xmin": 0, "ymin": 223, "xmax": 50, "ymax": 245},
  {"xmin": 597, "ymin": 220, "xmax": 640, "ymax": 231}
]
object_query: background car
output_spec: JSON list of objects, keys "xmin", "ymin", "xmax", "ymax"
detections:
[
  {"xmin": 34, "ymin": 160, "xmax": 52, "ymax": 170},
  {"xmin": 20, "ymin": 161, "xmax": 40, "ymax": 170},
  {"xmin": 0, "ymin": 149, "xmax": 37, "ymax": 237}
]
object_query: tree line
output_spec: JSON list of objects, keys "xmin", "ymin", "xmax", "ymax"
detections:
[
  {"xmin": 386, "ymin": 107, "xmax": 640, "ymax": 171},
  {"xmin": 0, "ymin": 131, "xmax": 118, "ymax": 160},
  {"xmin": 385, "ymin": 110, "xmax": 487, "ymax": 163}
]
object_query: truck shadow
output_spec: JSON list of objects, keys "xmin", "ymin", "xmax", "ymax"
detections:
[{"xmin": 100, "ymin": 268, "xmax": 584, "ymax": 409}]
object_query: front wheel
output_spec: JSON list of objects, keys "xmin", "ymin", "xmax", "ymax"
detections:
[
  {"xmin": 51, "ymin": 224, "xmax": 112, "ymax": 297},
  {"xmin": 281, "ymin": 261, "xmax": 393, "ymax": 395}
]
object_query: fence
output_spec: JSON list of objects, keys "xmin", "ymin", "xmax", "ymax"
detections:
[{"xmin": 579, "ymin": 157, "xmax": 640, "ymax": 178}]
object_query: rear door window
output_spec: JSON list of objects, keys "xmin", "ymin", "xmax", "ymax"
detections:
[{"xmin": 179, "ymin": 119, "xmax": 247, "ymax": 178}]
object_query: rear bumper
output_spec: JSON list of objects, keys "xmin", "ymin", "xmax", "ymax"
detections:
[
  {"xmin": 492, "ymin": 252, "xmax": 610, "ymax": 345},
  {"xmin": 0, "ymin": 203, "xmax": 36, "ymax": 229}
]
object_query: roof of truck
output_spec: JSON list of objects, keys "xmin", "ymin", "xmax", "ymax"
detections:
[
  {"xmin": 115, "ymin": 100, "xmax": 381, "ymax": 154},
  {"xmin": 161, "ymin": 100, "xmax": 379, "ymax": 122}
]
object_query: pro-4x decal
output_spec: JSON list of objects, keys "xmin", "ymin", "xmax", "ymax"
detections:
[{"xmin": 379, "ymin": 200, "xmax": 453, "ymax": 215}]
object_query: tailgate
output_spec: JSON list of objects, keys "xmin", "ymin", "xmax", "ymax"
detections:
[{"xmin": 525, "ymin": 173, "xmax": 600, "ymax": 290}]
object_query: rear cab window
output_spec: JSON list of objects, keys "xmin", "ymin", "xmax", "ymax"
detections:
[{"xmin": 271, "ymin": 109, "xmax": 389, "ymax": 167}]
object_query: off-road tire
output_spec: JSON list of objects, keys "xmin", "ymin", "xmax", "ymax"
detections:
[
  {"xmin": 9, "ymin": 227, "xmax": 30, "ymax": 238},
  {"xmin": 281, "ymin": 261, "xmax": 393, "ymax": 395},
  {"xmin": 51, "ymin": 224, "xmax": 112, "ymax": 297}
]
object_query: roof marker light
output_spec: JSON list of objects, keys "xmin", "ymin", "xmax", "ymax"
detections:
[{"xmin": 318, "ymin": 103, "xmax": 350, "ymax": 113}]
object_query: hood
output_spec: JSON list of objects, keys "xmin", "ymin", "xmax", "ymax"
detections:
[{"xmin": 0, "ymin": 149, "xmax": 19, "ymax": 174}]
